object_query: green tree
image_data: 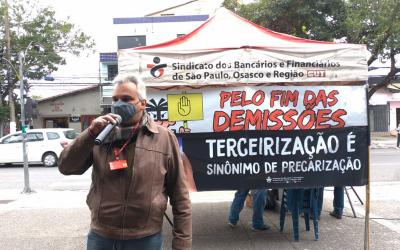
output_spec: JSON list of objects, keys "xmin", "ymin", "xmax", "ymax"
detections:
[
  {"xmin": 343, "ymin": 0, "xmax": 400, "ymax": 98},
  {"xmin": 223, "ymin": 0, "xmax": 347, "ymax": 41},
  {"xmin": 0, "ymin": 104, "xmax": 8, "ymax": 122},
  {"xmin": 0, "ymin": 0, "xmax": 95, "ymax": 123},
  {"xmin": 222, "ymin": 0, "xmax": 400, "ymax": 99}
]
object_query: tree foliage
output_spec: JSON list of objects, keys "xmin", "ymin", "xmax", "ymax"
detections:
[
  {"xmin": 222, "ymin": 0, "xmax": 400, "ymax": 99},
  {"xmin": 0, "ymin": 104, "xmax": 8, "ymax": 122},
  {"xmin": 223, "ymin": 0, "xmax": 347, "ymax": 41},
  {"xmin": 343, "ymin": 0, "xmax": 400, "ymax": 98},
  {"xmin": 0, "ymin": 0, "xmax": 95, "ymax": 104}
]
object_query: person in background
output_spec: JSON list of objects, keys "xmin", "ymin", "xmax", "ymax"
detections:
[
  {"xmin": 396, "ymin": 123, "xmax": 400, "ymax": 148},
  {"xmin": 329, "ymin": 186, "xmax": 344, "ymax": 219},
  {"xmin": 313, "ymin": 186, "xmax": 344, "ymax": 220},
  {"xmin": 58, "ymin": 74, "xmax": 192, "ymax": 250},
  {"xmin": 228, "ymin": 189, "xmax": 270, "ymax": 231}
]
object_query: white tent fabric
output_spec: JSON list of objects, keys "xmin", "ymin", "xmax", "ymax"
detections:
[{"xmin": 119, "ymin": 8, "xmax": 368, "ymax": 86}]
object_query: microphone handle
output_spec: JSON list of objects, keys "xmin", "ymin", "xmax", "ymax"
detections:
[{"xmin": 94, "ymin": 123, "xmax": 117, "ymax": 145}]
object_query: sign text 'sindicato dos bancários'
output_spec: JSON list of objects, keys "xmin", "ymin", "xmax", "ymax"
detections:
[{"xmin": 171, "ymin": 60, "xmax": 341, "ymax": 70}]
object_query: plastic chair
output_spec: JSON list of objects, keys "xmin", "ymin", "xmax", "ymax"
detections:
[{"xmin": 279, "ymin": 188, "xmax": 320, "ymax": 241}]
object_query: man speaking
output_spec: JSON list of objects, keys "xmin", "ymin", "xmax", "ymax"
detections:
[{"xmin": 58, "ymin": 74, "xmax": 192, "ymax": 250}]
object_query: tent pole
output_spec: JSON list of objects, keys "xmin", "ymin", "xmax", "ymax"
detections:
[{"xmin": 364, "ymin": 146, "xmax": 371, "ymax": 250}]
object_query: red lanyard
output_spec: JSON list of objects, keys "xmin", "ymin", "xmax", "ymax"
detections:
[{"xmin": 113, "ymin": 123, "xmax": 139, "ymax": 160}]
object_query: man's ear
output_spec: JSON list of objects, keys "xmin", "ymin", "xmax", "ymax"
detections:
[{"xmin": 140, "ymin": 99, "xmax": 147, "ymax": 108}]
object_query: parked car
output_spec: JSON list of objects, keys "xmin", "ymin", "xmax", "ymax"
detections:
[{"xmin": 0, "ymin": 128, "xmax": 77, "ymax": 167}]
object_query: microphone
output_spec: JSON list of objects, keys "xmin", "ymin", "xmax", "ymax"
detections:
[{"xmin": 94, "ymin": 115, "xmax": 122, "ymax": 145}]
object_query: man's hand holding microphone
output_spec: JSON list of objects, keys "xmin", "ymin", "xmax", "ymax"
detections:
[{"xmin": 88, "ymin": 113, "xmax": 122, "ymax": 145}]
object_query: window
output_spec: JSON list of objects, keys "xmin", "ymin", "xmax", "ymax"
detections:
[
  {"xmin": 2, "ymin": 134, "xmax": 22, "ymax": 144},
  {"xmin": 27, "ymin": 132, "xmax": 44, "ymax": 142},
  {"xmin": 44, "ymin": 117, "xmax": 68, "ymax": 128},
  {"xmin": 107, "ymin": 64, "xmax": 118, "ymax": 81},
  {"xmin": 63, "ymin": 130, "xmax": 77, "ymax": 140},
  {"xmin": 117, "ymin": 36, "xmax": 146, "ymax": 49},
  {"xmin": 47, "ymin": 132, "xmax": 60, "ymax": 140}
]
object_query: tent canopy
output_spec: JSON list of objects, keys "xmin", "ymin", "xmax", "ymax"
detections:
[{"xmin": 119, "ymin": 8, "xmax": 368, "ymax": 86}]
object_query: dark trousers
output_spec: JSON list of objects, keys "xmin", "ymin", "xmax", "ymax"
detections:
[
  {"xmin": 333, "ymin": 186, "xmax": 344, "ymax": 215},
  {"xmin": 315, "ymin": 186, "xmax": 344, "ymax": 215},
  {"xmin": 87, "ymin": 230, "xmax": 162, "ymax": 250}
]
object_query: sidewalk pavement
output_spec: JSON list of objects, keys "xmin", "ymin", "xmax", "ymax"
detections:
[
  {"xmin": 1, "ymin": 189, "xmax": 400, "ymax": 250},
  {"xmin": 370, "ymin": 134, "xmax": 398, "ymax": 149}
]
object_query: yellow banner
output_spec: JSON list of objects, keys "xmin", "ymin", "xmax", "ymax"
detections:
[{"xmin": 167, "ymin": 93, "xmax": 203, "ymax": 121}]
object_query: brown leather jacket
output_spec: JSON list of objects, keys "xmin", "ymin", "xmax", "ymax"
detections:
[{"xmin": 58, "ymin": 118, "xmax": 192, "ymax": 250}]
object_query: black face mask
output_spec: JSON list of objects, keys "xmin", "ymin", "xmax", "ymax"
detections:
[{"xmin": 111, "ymin": 100, "xmax": 137, "ymax": 123}]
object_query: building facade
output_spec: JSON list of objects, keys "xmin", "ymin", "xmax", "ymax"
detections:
[
  {"xmin": 33, "ymin": 85, "xmax": 101, "ymax": 132},
  {"xmin": 99, "ymin": 0, "xmax": 223, "ymax": 111},
  {"xmin": 368, "ymin": 72, "xmax": 400, "ymax": 132},
  {"xmin": 369, "ymin": 87, "xmax": 400, "ymax": 132}
]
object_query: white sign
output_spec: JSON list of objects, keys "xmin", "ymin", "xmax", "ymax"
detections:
[
  {"xmin": 120, "ymin": 48, "xmax": 367, "ymax": 86},
  {"xmin": 146, "ymin": 85, "xmax": 368, "ymax": 133}
]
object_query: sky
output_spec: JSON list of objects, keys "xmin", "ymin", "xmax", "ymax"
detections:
[
  {"xmin": 35, "ymin": 0, "xmax": 258, "ymax": 80},
  {"xmin": 36, "ymin": 0, "xmax": 200, "ymax": 80}
]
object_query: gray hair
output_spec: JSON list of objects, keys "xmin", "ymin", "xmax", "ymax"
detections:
[{"xmin": 113, "ymin": 74, "xmax": 147, "ymax": 100}]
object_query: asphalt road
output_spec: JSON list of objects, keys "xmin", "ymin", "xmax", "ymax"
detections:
[
  {"xmin": 0, "ymin": 164, "xmax": 91, "ymax": 191},
  {"xmin": 0, "ymin": 148, "xmax": 399, "ymax": 191},
  {"xmin": 370, "ymin": 148, "xmax": 400, "ymax": 182}
]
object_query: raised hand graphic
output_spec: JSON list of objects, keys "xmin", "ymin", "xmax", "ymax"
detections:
[{"xmin": 178, "ymin": 96, "xmax": 191, "ymax": 116}]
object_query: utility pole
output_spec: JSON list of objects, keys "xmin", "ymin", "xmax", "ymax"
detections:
[
  {"xmin": 19, "ymin": 52, "xmax": 31, "ymax": 194},
  {"xmin": 4, "ymin": 0, "xmax": 17, "ymax": 134}
]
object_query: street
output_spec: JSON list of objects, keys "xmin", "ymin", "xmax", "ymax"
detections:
[
  {"xmin": 0, "ymin": 164, "xmax": 91, "ymax": 191},
  {"xmin": 370, "ymin": 148, "xmax": 400, "ymax": 181},
  {"xmin": 0, "ymin": 147, "xmax": 399, "ymax": 249},
  {"xmin": 1, "ymin": 148, "xmax": 399, "ymax": 191},
  {"xmin": 350, "ymin": 148, "xmax": 400, "ymax": 234}
]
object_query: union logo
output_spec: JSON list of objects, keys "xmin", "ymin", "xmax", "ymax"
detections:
[{"xmin": 147, "ymin": 57, "xmax": 167, "ymax": 78}]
